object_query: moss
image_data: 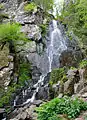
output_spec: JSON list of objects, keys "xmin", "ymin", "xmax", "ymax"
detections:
[
  {"xmin": 24, "ymin": 2, "xmax": 37, "ymax": 12},
  {"xmin": 0, "ymin": 44, "xmax": 9, "ymax": 68},
  {"xmin": 0, "ymin": 3, "xmax": 4, "ymax": 10}
]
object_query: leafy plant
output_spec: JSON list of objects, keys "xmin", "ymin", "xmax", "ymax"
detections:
[{"xmin": 36, "ymin": 96, "xmax": 87, "ymax": 120}]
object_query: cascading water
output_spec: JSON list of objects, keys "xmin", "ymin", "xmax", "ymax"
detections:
[
  {"xmin": 13, "ymin": 0, "xmax": 67, "ymax": 106},
  {"xmin": 47, "ymin": 20, "xmax": 67, "ymax": 72}
]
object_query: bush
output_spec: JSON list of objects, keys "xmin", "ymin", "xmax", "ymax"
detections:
[
  {"xmin": 0, "ymin": 23, "xmax": 27, "ymax": 43},
  {"xmin": 24, "ymin": 2, "xmax": 37, "ymax": 12},
  {"xmin": 36, "ymin": 96, "xmax": 87, "ymax": 120}
]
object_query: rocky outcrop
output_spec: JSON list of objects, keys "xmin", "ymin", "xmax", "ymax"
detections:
[
  {"xmin": 9, "ymin": 104, "xmax": 38, "ymax": 120},
  {"xmin": 0, "ymin": 108, "xmax": 6, "ymax": 119},
  {"xmin": 49, "ymin": 66, "xmax": 87, "ymax": 97},
  {"xmin": 0, "ymin": 44, "xmax": 14, "ymax": 90}
]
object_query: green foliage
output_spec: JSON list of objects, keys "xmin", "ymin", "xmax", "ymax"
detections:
[
  {"xmin": 49, "ymin": 68, "xmax": 67, "ymax": 85},
  {"xmin": 79, "ymin": 60, "xmax": 87, "ymax": 68},
  {"xmin": 36, "ymin": 96, "xmax": 87, "ymax": 120},
  {"xmin": 18, "ymin": 62, "xmax": 32, "ymax": 86},
  {"xmin": 24, "ymin": 2, "xmax": 37, "ymax": 12},
  {"xmin": 33, "ymin": 0, "xmax": 53, "ymax": 12},
  {"xmin": 0, "ymin": 23, "xmax": 27, "ymax": 43}
]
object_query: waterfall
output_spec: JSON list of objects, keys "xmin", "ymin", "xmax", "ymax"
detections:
[
  {"xmin": 47, "ymin": 20, "xmax": 67, "ymax": 71},
  {"xmin": 13, "ymin": 20, "xmax": 67, "ymax": 107},
  {"xmin": 13, "ymin": 0, "xmax": 67, "ymax": 106},
  {"xmin": 53, "ymin": 0, "xmax": 64, "ymax": 16}
]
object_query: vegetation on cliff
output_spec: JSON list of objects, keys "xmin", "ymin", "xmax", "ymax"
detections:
[
  {"xmin": 0, "ymin": 23, "xmax": 27, "ymax": 43},
  {"xmin": 59, "ymin": 0, "xmax": 87, "ymax": 56},
  {"xmin": 33, "ymin": 0, "xmax": 53, "ymax": 12}
]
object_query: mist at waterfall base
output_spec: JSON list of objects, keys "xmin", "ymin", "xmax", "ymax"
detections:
[{"xmin": 13, "ymin": 19, "xmax": 67, "ymax": 106}]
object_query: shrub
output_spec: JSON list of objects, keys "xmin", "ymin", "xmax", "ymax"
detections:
[
  {"xmin": 24, "ymin": 2, "xmax": 37, "ymax": 12},
  {"xmin": 0, "ymin": 23, "xmax": 27, "ymax": 43},
  {"xmin": 36, "ymin": 96, "xmax": 87, "ymax": 120}
]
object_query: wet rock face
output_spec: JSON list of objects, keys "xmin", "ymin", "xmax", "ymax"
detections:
[
  {"xmin": 36, "ymin": 85, "xmax": 49, "ymax": 100},
  {"xmin": 59, "ymin": 49, "xmax": 83, "ymax": 67}
]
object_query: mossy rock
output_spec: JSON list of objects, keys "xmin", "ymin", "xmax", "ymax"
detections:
[
  {"xmin": 0, "ymin": 44, "xmax": 9, "ymax": 69},
  {"xmin": 49, "ymin": 68, "xmax": 67, "ymax": 86},
  {"xmin": 0, "ymin": 3, "xmax": 4, "ymax": 10},
  {"xmin": 49, "ymin": 68, "xmax": 67, "ymax": 98}
]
